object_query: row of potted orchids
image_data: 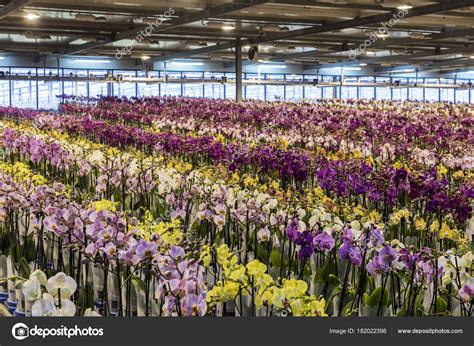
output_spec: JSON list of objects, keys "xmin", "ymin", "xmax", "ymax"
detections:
[{"xmin": 0, "ymin": 96, "xmax": 471, "ymax": 317}]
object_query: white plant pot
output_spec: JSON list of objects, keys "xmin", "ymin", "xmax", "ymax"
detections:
[
  {"xmin": 136, "ymin": 289, "xmax": 147, "ymax": 316},
  {"xmin": 151, "ymin": 297, "xmax": 161, "ymax": 316},
  {"xmin": 15, "ymin": 289, "xmax": 25, "ymax": 313},
  {"xmin": 124, "ymin": 283, "xmax": 138, "ymax": 316},
  {"xmin": 25, "ymin": 299, "xmax": 33, "ymax": 316},
  {"xmin": 107, "ymin": 272, "xmax": 119, "ymax": 316},
  {"xmin": 6, "ymin": 256, "xmax": 17, "ymax": 302}
]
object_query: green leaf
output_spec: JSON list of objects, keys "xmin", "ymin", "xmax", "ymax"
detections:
[
  {"xmin": 270, "ymin": 249, "xmax": 282, "ymax": 268},
  {"xmin": 78, "ymin": 282, "xmax": 95, "ymax": 310},
  {"xmin": 131, "ymin": 275, "xmax": 146, "ymax": 292},
  {"xmin": 256, "ymin": 244, "xmax": 268, "ymax": 262},
  {"xmin": 362, "ymin": 293, "xmax": 370, "ymax": 306},
  {"xmin": 213, "ymin": 232, "xmax": 222, "ymax": 245},
  {"xmin": 342, "ymin": 300, "xmax": 356, "ymax": 316},
  {"xmin": 396, "ymin": 306, "xmax": 407, "ymax": 316},
  {"xmin": 25, "ymin": 236, "xmax": 36, "ymax": 262},
  {"xmin": 366, "ymin": 287, "xmax": 389, "ymax": 307},
  {"xmin": 326, "ymin": 286, "xmax": 342, "ymax": 310},
  {"xmin": 413, "ymin": 291, "xmax": 425, "ymax": 316},
  {"xmin": 10, "ymin": 245, "xmax": 22, "ymax": 263},
  {"xmin": 368, "ymin": 276, "xmax": 376, "ymax": 292},
  {"xmin": 328, "ymin": 274, "xmax": 341, "ymax": 285},
  {"xmin": 434, "ymin": 297, "xmax": 447, "ymax": 315},
  {"xmin": 191, "ymin": 220, "xmax": 201, "ymax": 231},
  {"xmin": 314, "ymin": 261, "xmax": 336, "ymax": 284},
  {"xmin": 19, "ymin": 257, "xmax": 31, "ymax": 278},
  {"xmin": 0, "ymin": 229, "xmax": 10, "ymax": 252}
]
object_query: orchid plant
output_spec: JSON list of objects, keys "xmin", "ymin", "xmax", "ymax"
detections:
[{"xmin": 0, "ymin": 96, "xmax": 472, "ymax": 317}]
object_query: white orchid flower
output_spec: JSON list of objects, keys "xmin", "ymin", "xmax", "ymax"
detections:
[
  {"xmin": 29, "ymin": 269, "xmax": 48, "ymax": 286},
  {"xmin": 308, "ymin": 214, "xmax": 319, "ymax": 228},
  {"xmin": 31, "ymin": 293, "xmax": 56, "ymax": 316},
  {"xmin": 31, "ymin": 293, "xmax": 76, "ymax": 317},
  {"xmin": 21, "ymin": 278, "xmax": 42, "ymax": 301},
  {"xmin": 297, "ymin": 208, "xmax": 306, "ymax": 219},
  {"xmin": 46, "ymin": 272, "xmax": 77, "ymax": 299},
  {"xmin": 84, "ymin": 308, "xmax": 102, "ymax": 317},
  {"xmin": 56, "ymin": 299, "xmax": 76, "ymax": 316}
]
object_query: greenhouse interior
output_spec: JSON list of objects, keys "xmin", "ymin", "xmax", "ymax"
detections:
[{"xmin": 0, "ymin": 0, "xmax": 473, "ymax": 325}]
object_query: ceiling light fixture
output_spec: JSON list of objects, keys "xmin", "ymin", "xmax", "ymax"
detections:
[
  {"xmin": 73, "ymin": 59, "xmax": 111, "ymax": 64},
  {"xmin": 337, "ymin": 67, "xmax": 362, "ymax": 71},
  {"xmin": 24, "ymin": 13, "xmax": 40, "ymax": 20},
  {"xmin": 222, "ymin": 24, "xmax": 235, "ymax": 31},
  {"xmin": 359, "ymin": 63, "xmax": 368, "ymax": 66},
  {"xmin": 206, "ymin": 22, "xmax": 235, "ymax": 31},
  {"xmin": 392, "ymin": 69, "xmax": 415, "ymax": 73},
  {"xmin": 169, "ymin": 61, "xmax": 204, "ymax": 66},
  {"xmin": 397, "ymin": 4, "xmax": 413, "ymax": 10},
  {"xmin": 409, "ymin": 33, "xmax": 430, "ymax": 40},
  {"xmin": 141, "ymin": 56, "xmax": 151, "ymax": 60}
]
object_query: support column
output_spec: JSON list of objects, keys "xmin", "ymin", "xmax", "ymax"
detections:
[
  {"xmin": 235, "ymin": 38, "xmax": 243, "ymax": 102},
  {"xmin": 332, "ymin": 75, "xmax": 338, "ymax": 99},
  {"xmin": 107, "ymin": 70, "xmax": 113, "ymax": 96}
]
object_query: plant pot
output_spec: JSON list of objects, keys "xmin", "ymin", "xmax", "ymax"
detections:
[
  {"xmin": 235, "ymin": 294, "xmax": 254, "ymax": 317},
  {"xmin": 107, "ymin": 272, "xmax": 119, "ymax": 316},
  {"xmin": 6, "ymin": 257, "xmax": 18, "ymax": 308},
  {"xmin": 0, "ymin": 255, "xmax": 7, "ymax": 296}
]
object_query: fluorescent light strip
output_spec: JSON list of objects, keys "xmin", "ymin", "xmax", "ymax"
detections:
[
  {"xmin": 24, "ymin": 13, "xmax": 40, "ymax": 20},
  {"xmin": 73, "ymin": 59, "xmax": 111, "ymax": 63},
  {"xmin": 392, "ymin": 69, "xmax": 415, "ymax": 73},
  {"xmin": 335, "ymin": 67, "xmax": 361, "ymax": 71},
  {"xmin": 0, "ymin": 57, "xmax": 5, "ymax": 60},
  {"xmin": 397, "ymin": 4, "xmax": 413, "ymax": 10},
  {"xmin": 169, "ymin": 62, "xmax": 204, "ymax": 66}
]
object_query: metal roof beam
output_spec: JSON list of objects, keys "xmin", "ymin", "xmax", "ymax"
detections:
[
  {"xmin": 266, "ymin": 27, "xmax": 474, "ymax": 62},
  {"xmin": 59, "ymin": 0, "xmax": 268, "ymax": 56},
  {"xmin": 309, "ymin": 46, "xmax": 474, "ymax": 70},
  {"xmin": 0, "ymin": 0, "xmax": 29, "ymax": 20},
  {"xmin": 150, "ymin": 0, "xmax": 474, "ymax": 62}
]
